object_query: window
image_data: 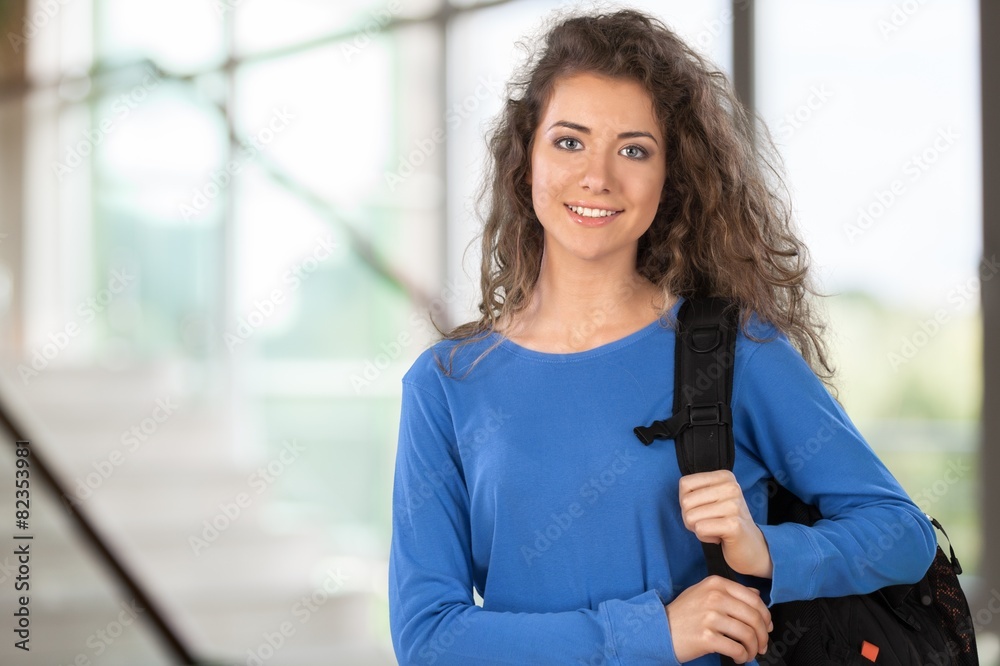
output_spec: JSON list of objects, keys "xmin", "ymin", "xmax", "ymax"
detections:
[{"xmin": 756, "ymin": 0, "xmax": 982, "ymax": 572}]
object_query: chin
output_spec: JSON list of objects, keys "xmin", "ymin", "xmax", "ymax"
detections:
[{"xmin": 566, "ymin": 245, "xmax": 623, "ymax": 263}]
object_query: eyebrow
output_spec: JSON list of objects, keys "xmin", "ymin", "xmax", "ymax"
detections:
[{"xmin": 547, "ymin": 120, "xmax": 659, "ymax": 146}]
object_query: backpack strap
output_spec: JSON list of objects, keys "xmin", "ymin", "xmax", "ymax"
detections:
[
  {"xmin": 633, "ymin": 297, "xmax": 740, "ymax": 666},
  {"xmin": 633, "ymin": 296, "xmax": 738, "ymax": 473}
]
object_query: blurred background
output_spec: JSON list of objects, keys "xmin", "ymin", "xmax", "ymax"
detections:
[{"xmin": 0, "ymin": 0, "xmax": 996, "ymax": 664}]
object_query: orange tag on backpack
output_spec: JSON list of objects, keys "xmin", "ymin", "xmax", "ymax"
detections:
[{"xmin": 861, "ymin": 641, "xmax": 880, "ymax": 662}]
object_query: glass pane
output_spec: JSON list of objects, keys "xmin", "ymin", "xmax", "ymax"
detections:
[
  {"xmin": 256, "ymin": 394, "xmax": 400, "ymax": 547},
  {"xmin": 755, "ymin": 0, "xmax": 982, "ymax": 571},
  {"xmin": 231, "ymin": 32, "xmax": 421, "ymax": 361},
  {"xmin": 229, "ymin": 19, "xmax": 446, "ymax": 662},
  {"xmin": 92, "ymin": 80, "xmax": 225, "ymax": 360},
  {"xmin": 234, "ymin": 37, "xmax": 394, "ymax": 217},
  {"xmin": 14, "ymin": 0, "xmax": 411, "ymax": 662},
  {"xmin": 235, "ymin": 0, "xmax": 442, "ymax": 57},
  {"xmin": 232, "ymin": 162, "xmax": 406, "ymax": 360},
  {"xmin": 96, "ymin": 0, "xmax": 225, "ymax": 72}
]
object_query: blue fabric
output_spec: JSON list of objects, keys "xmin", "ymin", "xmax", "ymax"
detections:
[{"xmin": 388, "ymin": 296, "xmax": 938, "ymax": 665}]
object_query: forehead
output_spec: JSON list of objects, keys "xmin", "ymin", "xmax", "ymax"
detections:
[{"xmin": 539, "ymin": 72, "xmax": 661, "ymax": 135}]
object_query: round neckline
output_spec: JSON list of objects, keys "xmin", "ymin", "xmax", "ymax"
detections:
[{"xmin": 493, "ymin": 296, "xmax": 685, "ymax": 362}]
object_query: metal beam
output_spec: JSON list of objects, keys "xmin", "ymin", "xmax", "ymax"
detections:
[
  {"xmin": 0, "ymin": 398, "xmax": 198, "ymax": 663},
  {"xmin": 731, "ymin": 0, "xmax": 755, "ymax": 124},
  {"xmin": 0, "ymin": 0, "xmax": 25, "ymax": 352},
  {"xmin": 0, "ymin": 0, "xmax": 520, "ymax": 102},
  {"xmin": 976, "ymin": 0, "xmax": 1000, "ymax": 615}
]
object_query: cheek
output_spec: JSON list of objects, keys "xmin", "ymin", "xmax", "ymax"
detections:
[
  {"xmin": 530, "ymin": 156, "xmax": 573, "ymax": 207},
  {"xmin": 635, "ymin": 172, "xmax": 666, "ymax": 209}
]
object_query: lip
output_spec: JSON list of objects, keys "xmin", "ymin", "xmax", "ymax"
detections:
[{"xmin": 564, "ymin": 203, "xmax": 623, "ymax": 227}]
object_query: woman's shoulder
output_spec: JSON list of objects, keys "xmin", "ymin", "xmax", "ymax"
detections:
[
  {"xmin": 402, "ymin": 327, "xmax": 500, "ymax": 390},
  {"xmin": 735, "ymin": 311, "xmax": 787, "ymax": 353},
  {"xmin": 733, "ymin": 311, "xmax": 809, "ymax": 379},
  {"xmin": 731, "ymin": 310, "xmax": 831, "ymax": 406}
]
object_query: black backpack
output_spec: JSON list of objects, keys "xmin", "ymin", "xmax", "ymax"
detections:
[{"xmin": 633, "ymin": 297, "xmax": 979, "ymax": 666}]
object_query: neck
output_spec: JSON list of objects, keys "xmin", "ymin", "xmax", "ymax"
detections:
[
  {"xmin": 537, "ymin": 254, "xmax": 646, "ymax": 313},
  {"xmin": 508, "ymin": 246, "xmax": 667, "ymax": 341}
]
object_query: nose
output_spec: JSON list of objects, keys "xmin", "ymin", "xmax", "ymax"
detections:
[{"xmin": 578, "ymin": 151, "xmax": 614, "ymax": 193}]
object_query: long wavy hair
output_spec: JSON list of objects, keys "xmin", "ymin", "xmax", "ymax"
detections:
[{"xmin": 431, "ymin": 6, "xmax": 834, "ymax": 387}]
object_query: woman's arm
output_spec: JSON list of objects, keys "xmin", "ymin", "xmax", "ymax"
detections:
[{"xmin": 732, "ymin": 333, "xmax": 938, "ymax": 606}]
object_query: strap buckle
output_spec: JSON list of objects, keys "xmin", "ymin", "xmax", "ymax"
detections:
[
  {"xmin": 688, "ymin": 403, "xmax": 726, "ymax": 427},
  {"xmin": 633, "ymin": 402, "xmax": 732, "ymax": 445}
]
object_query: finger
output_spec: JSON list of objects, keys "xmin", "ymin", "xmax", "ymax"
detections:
[
  {"xmin": 695, "ymin": 574, "xmax": 771, "ymax": 627},
  {"xmin": 683, "ymin": 499, "xmax": 744, "ymax": 526},
  {"xmin": 709, "ymin": 596, "xmax": 769, "ymax": 658},
  {"xmin": 679, "ymin": 470, "xmax": 736, "ymax": 494},
  {"xmin": 679, "ymin": 481, "xmax": 744, "ymax": 515},
  {"xmin": 720, "ymin": 582, "xmax": 772, "ymax": 645},
  {"xmin": 709, "ymin": 618, "xmax": 757, "ymax": 664},
  {"xmin": 731, "ymin": 598, "xmax": 771, "ymax": 653},
  {"xmin": 694, "ymin": 584, "xmax": 760, "ymax": 661},
  {"xmin": 678, "ymin": 484, "xmax": 725, "ymax": 513},
  {"xmin": 710, "ymin": 578, "xmax": 772, "ymax": 624},
  {"xmin": 691, "ymin": 516, "xmax": 742, "ymax": 544},
  {"xmin": 679, "ymin": 488, "xmax": 738, "ymax": 528}
]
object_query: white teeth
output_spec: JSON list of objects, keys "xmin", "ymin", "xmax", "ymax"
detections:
[{"xmin": 568, "ymin": 205, "xmax": 620, "ymax": 218}]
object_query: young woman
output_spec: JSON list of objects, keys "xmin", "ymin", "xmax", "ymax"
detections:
[{"xmin": 388, "ymin": 8, "xmax": 937, "ymax": 665}]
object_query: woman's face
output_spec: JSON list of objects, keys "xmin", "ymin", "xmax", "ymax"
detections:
[{"xmin": 528, "ymin": 71, "xmax": 666, "ymax": 266}]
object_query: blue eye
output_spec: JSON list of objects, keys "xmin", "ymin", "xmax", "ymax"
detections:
[
  {"xmin": 555, "ymin": 137, "xmax": 581, "ymax": 151},
  {"xmin": 554, "ymin": 137, "xmax": 650, "ymax": 160},
  {"xmin": 621, "ymin": 145, "xmax": 648, "ymax": 160}
]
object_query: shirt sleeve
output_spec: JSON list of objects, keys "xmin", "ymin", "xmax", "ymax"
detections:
[
  {"xmin": 732, "ymin": 333, "xmax": 938, "ymax": 606},
  {"xmin": 389, "ymin": 379, "xmax": 681, "ymax": 666}
]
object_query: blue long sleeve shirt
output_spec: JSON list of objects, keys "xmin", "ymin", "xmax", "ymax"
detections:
[{"xmin": 388, "ymin": 296, "xmax": 938, "ymax": 665}]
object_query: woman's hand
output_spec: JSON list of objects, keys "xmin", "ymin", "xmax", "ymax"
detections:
[
  {"xmin": 665, "ymin": 575, "xmax": 773, "ymax": 664},
  {"xmin": 679, "ymin": 470, "xmax": 773, "ymax": 578}
]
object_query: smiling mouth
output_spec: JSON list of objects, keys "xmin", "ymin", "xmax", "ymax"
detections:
[
  {"xmin": 564, "ymin": 204, "xmax": 623, "ymax": 226},
  {"xmin": 565, "ymin": 204, "xmax": 623, "ymax": 218}
]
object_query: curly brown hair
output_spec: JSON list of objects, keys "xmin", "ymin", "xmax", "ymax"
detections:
[{"xmin": 431, "ymin": 6, "xmax": 834, "ymax": 387}]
